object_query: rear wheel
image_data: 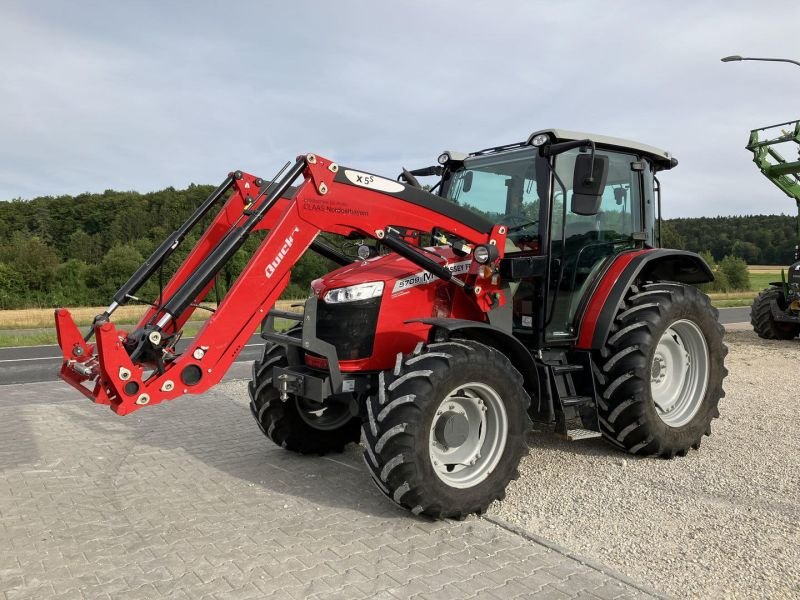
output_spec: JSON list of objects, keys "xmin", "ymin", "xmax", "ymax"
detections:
[
  {"xmin": 750, "ymin": 286, "xmax": 800, "ymax": 340},
  {"xmin": 248, "ymin": 333, "xmax": 361, "ymax": 454},
  {"xmin": 362, "ymin": 340, "xmax": 530, "ymax": 519},
  {"xmin": 596, "ymin": 282, "xmax": 727, "ymax": 457}
]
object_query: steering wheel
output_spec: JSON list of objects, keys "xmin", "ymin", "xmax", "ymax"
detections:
[{"xmin": 501, "ymin": 214, "xmax": 538, "ymax": 233}]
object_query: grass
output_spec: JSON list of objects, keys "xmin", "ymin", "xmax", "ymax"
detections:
[
  {"xmin": 0, "ymin": 331, "xmax": 64, "ymax": 348},
  {"xmin": 708, "ymin": 269, "xmax": 784, "ymax": 308},
  {"xmin": 0, "ymin": 299, "xmax": 301, "ymax": 330},
  {"xmin": 0, "ymin": 301, "xmax": 300, "ymax": 348},
  {"xmin": 0, "ymin": 267, "xmax": 787, "ymax": 347}
]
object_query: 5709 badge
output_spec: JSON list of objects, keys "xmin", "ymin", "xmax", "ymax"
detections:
[{"xmin": 392, "ymin": 260, "xmax": 471, "ymax": 294}]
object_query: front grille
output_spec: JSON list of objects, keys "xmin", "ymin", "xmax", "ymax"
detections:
[{"xmin": 315, "ymin": 297, "xmax": 381, "ymax": 360}]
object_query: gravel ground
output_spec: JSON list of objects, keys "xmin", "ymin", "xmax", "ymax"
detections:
[
  {"xmin": 221, "ymin": 328, "xmax": 798, "ymax": 599},
  {"xmin": 493, "ymin": 329, "xmax": 799, "ymax": 599}
]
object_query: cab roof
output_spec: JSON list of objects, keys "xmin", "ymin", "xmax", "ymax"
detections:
[{"xmin": 527, "ymin": 128, "xmax": 677, "ymax": 170}]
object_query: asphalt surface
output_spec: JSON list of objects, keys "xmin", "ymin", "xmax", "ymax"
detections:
[
  {"xmin": 0, "ymin": 333, "xmax": 265, "ymax": 385},
  {"xmin": 0, "ymin": 307, "xmax": 750, "ymax": 386}
]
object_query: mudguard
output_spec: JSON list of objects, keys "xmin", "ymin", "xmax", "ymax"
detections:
[
  {"xmin": 410, "ymin": 318, "xmax": 541, "ymax": 404},
  {"xmin": 576, "ymin": 249, "xmax": 714, "ymax": 350}
]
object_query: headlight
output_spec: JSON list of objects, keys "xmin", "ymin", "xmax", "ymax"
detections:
[
  {"xmin": 323, "ymin": 281, "xmax": 384, "ymax": 304},
  {"xmin": 357, "ymin": 244, "xmax": 373, "ymax": 260},
  {"xmin": 530, "ymin": 133, "xmax": 549, "ymax": 147},
  {"xmin": 472, "ymin": 244, "xmax": 498, "ymax": 264}
]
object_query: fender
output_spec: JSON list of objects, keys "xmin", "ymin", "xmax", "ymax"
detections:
[
  {"xmin": 409, "ymin": 318, "xmax": 541, "ymax": 404},
  {"xmin": 576, "ymin": 249, "xmax": 714, "ymax": 350}
]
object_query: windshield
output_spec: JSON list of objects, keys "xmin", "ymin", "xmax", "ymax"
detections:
[{"xmin": 444, "ymin": 148, "xmax": 546, "ymax": 242}]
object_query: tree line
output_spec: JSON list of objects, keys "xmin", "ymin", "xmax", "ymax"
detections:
[
  {"xmin": 0, "ymin": 184, "xmax": 796, "ymax": 309},
  {"xmin": 0, "ymin": 185, "xmax": 334, "ymax": 309}
]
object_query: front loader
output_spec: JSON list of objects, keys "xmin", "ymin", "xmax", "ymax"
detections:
[
  {"xmin": 745, "ymin": 120, "xmax": 800, "ymax": 339},
  {"xmin": 55, "ymin": 129, "xmax": 727, "ymax": 519}
]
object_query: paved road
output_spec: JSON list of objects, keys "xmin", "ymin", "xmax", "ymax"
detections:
[
  {"xmin": 0, "ymin": 307, "xmax": 751, "ymax": 386},
  {"xmin": 0, "ymin": 380, "xmax": 660, "ymax": 599},
  {"xmin": 0, "ymin": 333, "xmax": 265, "ymax": 386},
  {"xmin": 716, "ymin": 306, "xmax": 749, "ymax": 324}
]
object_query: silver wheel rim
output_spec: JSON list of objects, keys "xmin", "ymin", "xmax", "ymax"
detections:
[
  {"xmin": 428, "ymin": 382, "xmax": 508, "ymax": 489},
  {"xmin": 651, "ymin": 319, "xmax": 710, "ymax": 428}
]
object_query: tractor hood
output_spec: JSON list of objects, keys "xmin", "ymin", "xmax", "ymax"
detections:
[{"xmin": 311, "ymin": 247, "xmax": 465, "ymax": 298}]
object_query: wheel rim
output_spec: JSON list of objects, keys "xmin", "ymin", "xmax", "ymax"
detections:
[
  {"xmin": 295, "ymin": 397, "xmax": 352, "ymax": 431},
  {"xmin": 650, "ymin": 319, "xmax": 710, "ymax": 428},
  {"xmin": 428, "ymin": 382, "xmax": 508, "ymax": 489}
]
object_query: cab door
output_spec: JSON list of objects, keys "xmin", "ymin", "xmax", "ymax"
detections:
[{"xmin": 545, "ymin": 148, "xmax": 645, "ymax": 342}]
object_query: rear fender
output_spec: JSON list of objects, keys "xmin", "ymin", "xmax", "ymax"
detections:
[
  {"xmin": 410, "ymin": 318, "xmax": 541, "ymax": 405},
  {"xmin": 576, "ymin": 249, "xmax": 713, "ymax": 350}
]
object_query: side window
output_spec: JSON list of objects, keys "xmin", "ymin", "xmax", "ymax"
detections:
[
  {"xmin": 553, "ymin": 149, "xmax": 641, "ymax": 241},
  {"xmin": 546, "ymin": 148, "xmax": 643, "ymax": 341}
]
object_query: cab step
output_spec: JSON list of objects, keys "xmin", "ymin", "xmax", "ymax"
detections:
[
  {"xmin": 566, "ymin": 428, "xmax": 603, "ymax": 441},
  {"xmin": 560, "ymin": 395, "xmax": 593, "ymax": 406}
]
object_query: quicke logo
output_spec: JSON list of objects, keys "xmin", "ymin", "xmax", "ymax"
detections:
[{"xmin": 265, "ymin": 227, "xmax": 301, "ymax": 279}]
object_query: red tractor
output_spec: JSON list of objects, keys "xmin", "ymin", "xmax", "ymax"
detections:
[{"xmin": 55, "ymin": 129, "xmax": 727, "ymax": 519}]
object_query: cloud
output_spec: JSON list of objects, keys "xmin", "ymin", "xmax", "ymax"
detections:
[{"xmin": 2, "ymin": 0, "xmax": 800, "ymax": 217}]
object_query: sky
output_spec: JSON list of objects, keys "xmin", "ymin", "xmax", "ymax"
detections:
[{"xmin": 2, "ymin": 0, "xmax": 800, "ymax": 218}]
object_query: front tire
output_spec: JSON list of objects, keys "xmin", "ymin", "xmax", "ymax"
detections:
[
  {"xmin": 363, "ymin": 340, "xmax": 530, "ymax": 519},
  {"xmin": 750, "ymin": 286, "xmax": 800, "ymax": 340},
  {"xmin": 248, "ymin": 335, "xmax": 361, "ymax": 455},
  {"xmin": 596, "ymin": 282, "xmax": 727, "ymax": 457}
]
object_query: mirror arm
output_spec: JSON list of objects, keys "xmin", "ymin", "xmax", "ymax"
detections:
[
  {"xmin": 585, "ymin": 140, "xmax": 597, "ymax": 185},
  {"xmin": 541, "ymin": 138, "xmax": 593, "ymax": 157}
]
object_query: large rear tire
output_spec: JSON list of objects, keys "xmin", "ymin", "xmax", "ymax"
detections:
[
  {"xmin": 362, "ymin": 340, "xmax": 530, "ymax": 519},
  {"xmin": 248, "ymin": 334, "xmax": 361, "ymax": 455},
  {"xmin": 596, "ymin": 282, "xmax": 727, "ymax": 457},
  {"xmin": 750, "ymin": 286, "xmax": 800, "ymax": 340}
]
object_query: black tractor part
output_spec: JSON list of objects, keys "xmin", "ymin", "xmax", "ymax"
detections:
[
  {"xmin": 249, "ymin": 329, "xmax": 361, "ymax": 454},
  {"xmin": 362, "ymin": 340, "xmax": 530, "ymax": 519},
  {"xmin": 750, "ymin": 286, "xmax": 800, "ymax": 340},
  {"xmin": 595, "ymin": 282, "xmax": 727, "ymax": 457}
]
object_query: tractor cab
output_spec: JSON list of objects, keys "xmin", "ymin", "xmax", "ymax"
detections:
[{"xmin": 433, "ymin": 129, "xmax": 677, "ymax": 345}]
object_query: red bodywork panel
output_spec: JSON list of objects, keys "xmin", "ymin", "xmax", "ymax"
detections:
[
  {"xmin": 55, "ymin": 156, "xmax": 508, "ymax": 414},
  {"xmin": 574, "ymin": 249, "xmax": 651, "ymax": 349},
  {"xmin": 310, "ymin": 247, "xmax": 487, "ymax": 372}
]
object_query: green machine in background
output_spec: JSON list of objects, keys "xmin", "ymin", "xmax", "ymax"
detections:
[{"xmin": 747, "ymin": 119, "xmax": 800, "ymax": 339}]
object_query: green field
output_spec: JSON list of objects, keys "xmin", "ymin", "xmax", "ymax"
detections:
[
  {"xmin": 707, "ymin": 269, "xmax": 783, "ymax": 308},
  {"xmin": 0, "ymin": 269, "xmax": 783, "ymax": 348}
]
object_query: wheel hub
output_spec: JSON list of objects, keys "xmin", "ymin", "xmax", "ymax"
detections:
[
  {"xmin": 295, "ymin": 397, "xmax": 353, "ymax": 431},
  {"xmin": 428, "ymin": 383, "xmax": 508, "ymax": 489},
  {"xmin": 434, "ymin": 411, "xmax": 470, "ymax": 447}
]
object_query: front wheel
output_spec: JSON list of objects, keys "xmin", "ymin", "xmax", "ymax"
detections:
[
  {"xmin": 596, "ymin": 282, "xmax": 727, "ymax": 457},
  {"xmin": 750, "ymin": 286, "xmax": 800, "ymax": 340},
  {"xmin": 362, "ymin": 340, "xmax": 530, "ymax": 519},
  {"xmin": 248, "ymin": 333, "xmax": 361, "ymax": 454}
]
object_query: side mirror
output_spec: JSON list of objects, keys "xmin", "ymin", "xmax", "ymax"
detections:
[{"xmin": 571, "ymin": 154, "xmax": 608, "ymax": 216}]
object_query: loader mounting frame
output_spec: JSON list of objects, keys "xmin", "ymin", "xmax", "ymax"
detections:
[{"xmin": 55, "ymin": 154, "xmax": 508, "ymax": 414}]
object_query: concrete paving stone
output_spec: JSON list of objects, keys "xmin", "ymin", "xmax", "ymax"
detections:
[
  {"xmin": 48, "ymin": 588, "xmax": 84, "ymax": 600},
  {"xmin": 535, "ymin": 584, "xmax": 576, "ymax": 599},
  {"xmin": 213, "ymin": 582, "xmax": 265, "ymax": 600},
  {"xmin": 590, "ymin": 581, "xmax": 644, "ymax": 600},
  {"xmin": 4, "ymin": 584, "xmax": 57, "ymax": 600},
  {"xmin": 0, "ymin": 381, "xmax": 659, "ymax": 600}
]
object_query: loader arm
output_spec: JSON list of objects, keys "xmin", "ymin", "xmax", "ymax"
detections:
[{"xmin": 55, "ymin": 153, "xmax": 509, "ymax": 415}]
